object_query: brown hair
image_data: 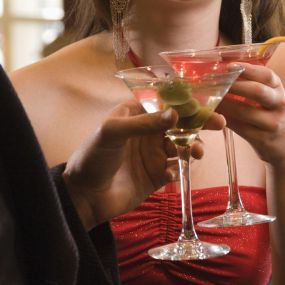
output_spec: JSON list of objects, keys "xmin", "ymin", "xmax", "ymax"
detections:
[
  {"xmin": 220, "ymin": 0, "xmax": 285, "ymax": 43},
  {"xmin": 73, "ymin": 0, "xmax": 285, "ymax": 43},
  {"xmin": 71, "ymin": 0, "xmax": 111, "ymax": 38}
]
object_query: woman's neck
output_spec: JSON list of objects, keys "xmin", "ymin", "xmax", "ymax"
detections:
[{"xmin": 128, "ymin": 0, "xmax": 222, "ymax": 65}]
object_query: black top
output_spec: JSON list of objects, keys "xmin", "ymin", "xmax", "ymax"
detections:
[{"xmin": 0, "ymin": 65, "xmax": 119, "ymax": 285}]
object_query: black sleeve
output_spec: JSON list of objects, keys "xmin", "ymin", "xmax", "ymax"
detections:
[
  {"xmin": 0, "ymin": 65, "xmax": 79, "ymax": 284},
  {"xmin": 0, "ymin": 65, "xmax": 119, "ymax": 285},
  {"xmin": 50, "ymin": 164, "xmax": 120, "ymax": 285}
]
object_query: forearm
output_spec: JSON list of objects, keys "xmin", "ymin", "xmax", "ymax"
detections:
[
  {"xmin": 50, "ymin": 164, "xmax": 120, "ymax": 284},
  {"xmin": 64, "ymin": 183, "xmax": 95, "ymax": 231},
  {"xmin": 52, "ymin": 164, "xmax": 117, "ymax": 236},
  {"xmin": 266, "ymin": 163, "xmax": 285, "ymax": 285},
  {"xmin": 63, "ymin": 165, "xmax": 151, "ymax": 231}
]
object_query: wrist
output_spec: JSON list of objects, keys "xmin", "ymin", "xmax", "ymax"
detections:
[
  {"xmin": 266, "ymin": 159, "xmax": 285, "ymax": 175},
  {"xmin": 62, "ymin": 171, "xmax": 97, "ymax": 231}
]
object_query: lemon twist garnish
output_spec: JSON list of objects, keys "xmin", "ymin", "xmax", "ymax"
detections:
[{"xmin": 257, "ymin": 36, "xmax": 285, "ymax": 56}]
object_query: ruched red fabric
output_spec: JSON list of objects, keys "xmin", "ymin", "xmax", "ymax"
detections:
[{"xmin": 110, "ymin": 184, "xmax": 271, "ymax": 285}]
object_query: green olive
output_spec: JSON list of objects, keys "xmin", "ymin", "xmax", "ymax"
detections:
[
  {"xmin": 176, "ymin": 106, "xmax": 212, "ymax": 129},
  {"xmin": 171, "ymin": 98, "xmax": 200, "ymax": 117},
  {"xmin": 158, "ymin": 80, "xmax": 192, "ymax": 105}
]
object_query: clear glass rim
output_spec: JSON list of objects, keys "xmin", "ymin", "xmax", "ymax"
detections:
[
  {"xmin": 115, "ymin": 64, "xmax": 245, "ymax": 82},
  {"xmin": 159, "ymin": 41, "xmax": 282, "ymax": 58},
  {"xmin": 115, "ymin": 65, "xmax": 172, "ymax": 77}
]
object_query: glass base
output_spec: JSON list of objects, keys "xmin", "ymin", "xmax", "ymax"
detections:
[
  {"xmin": 197, "ymin": 209, "xmax": 276, "ymax": 228},
  {"xmin": 148, "ymin": 239, "xmax": 230, "ymax": 260}
]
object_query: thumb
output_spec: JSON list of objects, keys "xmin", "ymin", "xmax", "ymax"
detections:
[
  {"xmin": 203, "ymin": 112, "xmax": 226, "ymax": 130},
  {"xmin": 98, "ymin": 108, "xmax": 178, "ymax": 148}
]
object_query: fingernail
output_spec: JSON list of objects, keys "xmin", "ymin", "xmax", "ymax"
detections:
[
  {"xmin": 161, "ymin": 108, "xmax": 173, "ymax": 123},
  {"xmin": 228, "ymin": 63, "xmax": 245, "ymax": 72}
]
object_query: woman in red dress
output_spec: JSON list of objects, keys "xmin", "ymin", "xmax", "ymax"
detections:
[{"xmin": 10, "ymin": 0, "xmax": 285, "ymax": 284}]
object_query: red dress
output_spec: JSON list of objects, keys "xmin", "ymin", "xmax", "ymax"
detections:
[{"xmin": 111, "ymin": 184, "xmax": 271, "ymax": 285}]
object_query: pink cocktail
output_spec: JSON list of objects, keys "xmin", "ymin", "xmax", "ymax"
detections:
[
  {"xmin": 160, "ymin": 41, "xmax": 282, "ymax": 227},
  {"xmin": 162, "ymin": 42, "xmax": 279, "ymax": 103}
]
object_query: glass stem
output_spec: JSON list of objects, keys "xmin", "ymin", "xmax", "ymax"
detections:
[
  {"xmin": 223, "ymin": 127, "xmax": 244, "ymax": 211},
  {"xmin": 176, "ymin": 145, "xmax": 198, "ymax": 242}
]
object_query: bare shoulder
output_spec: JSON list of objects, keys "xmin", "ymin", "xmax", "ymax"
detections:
[
  {"xmin": 9, "ymin": 32, "xmax": 119, "ymax": 117},
  {"xmin": 9, "ymin": 32, "xmax": 113, "ymax": 126},
  {"xmin": 8, "ymin": 32, "xmax": 132, "ymax": 166},
  {"xmin": 10, "ymin": 32, "xmax": 114, "ymax": 93}
]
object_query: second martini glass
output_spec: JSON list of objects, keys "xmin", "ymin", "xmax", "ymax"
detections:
[
  {"xmin": 160, "ymin": 40, "xmax": 283, "ymax": 227},
  {"xmin": 116, "ymin": 64, "xmax": 243, "ymax": 260}
]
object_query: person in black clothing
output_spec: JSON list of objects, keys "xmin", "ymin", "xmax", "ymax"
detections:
[{"xmin": 0, "ymin": 65, "xmax": 225, "ymax": 285}]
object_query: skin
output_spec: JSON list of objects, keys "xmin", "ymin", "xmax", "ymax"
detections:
[
  {"xmin": 64, "ymin": 100, "xmax": 225, "ymax": 230},
  {"xmin": 218, "ymin": 61, "xmax": 285, "ymax": 285},
  {"xmin": 9, "ymin": 0, "xmax": 285, "ymax": 283}
]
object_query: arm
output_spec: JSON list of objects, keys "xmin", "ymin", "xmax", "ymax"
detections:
[
  {"xmin": 266, "ymin": 46, "xmax": 285, "ymax": 285},
  {"xmin": 217, "ymin": 58, "xmax": 285, "ymax": 284},
  {"xmin": 50, "ymin": 163, "xmax": 120, "ymax": 285},
  {"xmin": 266, "ymin": 163, "xmax": 285, "ymax": 285}
]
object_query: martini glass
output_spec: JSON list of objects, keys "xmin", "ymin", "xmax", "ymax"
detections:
[
  {"xmin": 115, "ymin": 64, "xmax": 244, "ymax": 260},
  {"xmin": 160, "ymin": 41, "xmax": 283, "ymax": 227}
]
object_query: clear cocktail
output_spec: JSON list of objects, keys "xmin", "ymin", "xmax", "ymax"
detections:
[{"xmin": 116, "ymin": 64, "xmax": 244, "ymax": 260}]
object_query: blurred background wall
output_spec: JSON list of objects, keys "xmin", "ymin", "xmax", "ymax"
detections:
[{"xmin": 0, "ymin": 0, "xmax": 75, "ymax": 72}]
